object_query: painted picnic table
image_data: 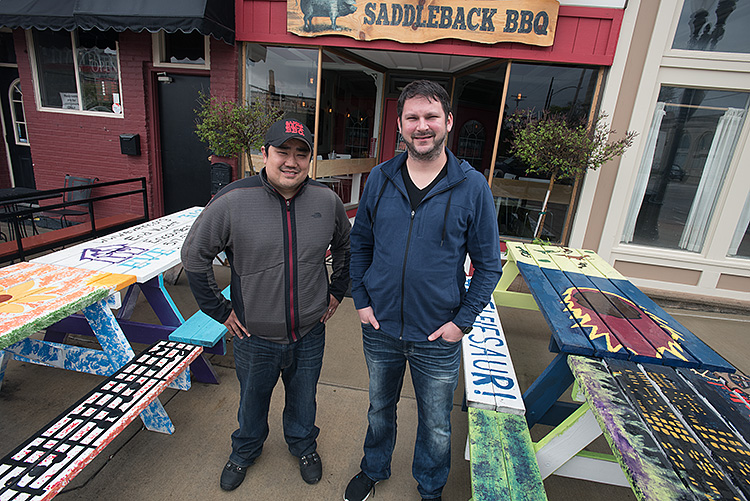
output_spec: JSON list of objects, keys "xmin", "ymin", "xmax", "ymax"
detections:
[
  {"xmin": 30, "ymin": 207, "xmax": 224, "ymax": 384},
  {"xmin": 0, "ymin": 261, "xmax": 189, "ymax": 433},
  {"xmin": 496, "ymin": 242, "xmax": 735, "ymax": 427},
  {"xmin": 495, "ymin": 242, "xmax": 745, "ymax": 499}
]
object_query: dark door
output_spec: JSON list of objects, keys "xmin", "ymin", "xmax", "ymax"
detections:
[
  {"xmin": 157, "ymin": 73, "xmax": 211, "ymax": 214},
  {"xmin": 0, "ymin": 68, "xmax": 34, "ymax": 188}
]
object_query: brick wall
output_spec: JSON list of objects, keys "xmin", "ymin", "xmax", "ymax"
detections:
[{"xmin": 13, "ymin": 29, "xmax": 240, "ymax": 218}]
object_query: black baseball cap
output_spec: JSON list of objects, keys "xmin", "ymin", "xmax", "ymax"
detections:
[{"xmin": 264, "ymin": 119, "xmax": 313, "ymax": 151}]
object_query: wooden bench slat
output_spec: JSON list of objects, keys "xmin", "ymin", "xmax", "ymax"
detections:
[
  {"xmin": 168, "ymin": 286, "xmax": 230, "ymax": 347},
  {"xmin": 0, "ymin": 340, "xmax": 202, "ymax": 501},
  {"xmin": 468, "ymin": 408, "xmax": 547, "ymax": 501}
]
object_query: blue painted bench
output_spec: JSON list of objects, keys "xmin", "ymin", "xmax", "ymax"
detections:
[
  {"xmin": 462, "ymin": 294, "xmax": 547, "ymax": 501},
  {"xmin": 0, "ymin": 340, "xmax": 203, "ymax": 501},
  {"xmin": 168, "ymin": 286, "xmax": 230, "ymax": 347}
]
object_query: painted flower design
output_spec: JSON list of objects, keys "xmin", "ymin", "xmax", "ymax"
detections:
[{"xmin": 0, "ymin": 280, "xmax": 57, "ymax": 314}]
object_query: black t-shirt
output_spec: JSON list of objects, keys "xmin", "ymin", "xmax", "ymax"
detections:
[{"xmin": 401, "ymin": 162, "xmax": 448, "ymax": 211}]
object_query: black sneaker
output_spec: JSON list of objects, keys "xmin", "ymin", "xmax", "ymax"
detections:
[
  {"xmin": 220, "ymin": 460, "xmax": 249, "ymax": 491},
  {"xmin": 344, "ymin": 471, "xmax": 378, "ymax": 501},
  {"xmin": 299, "ymin": 451, "xmax": 323, "ymax": 484}
]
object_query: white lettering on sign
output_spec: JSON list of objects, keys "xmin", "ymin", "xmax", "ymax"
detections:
[{"xmin": 462, "ymin": 292, "xmax": 525, "ymax": 415}]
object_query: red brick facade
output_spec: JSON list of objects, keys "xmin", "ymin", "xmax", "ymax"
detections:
[{"xmin": 9, "ymin": 29, "xmax": 238, "ymax": 218}]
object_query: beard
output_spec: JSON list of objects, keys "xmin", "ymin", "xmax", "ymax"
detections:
[{"xmin": 404, "ymin": 130, "xmax": 447, "ymax": 161}]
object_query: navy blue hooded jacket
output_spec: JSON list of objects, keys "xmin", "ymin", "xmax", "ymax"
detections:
[{"xmin": 350, "ymin": 149, "xmax": 502, "ymax": 341}]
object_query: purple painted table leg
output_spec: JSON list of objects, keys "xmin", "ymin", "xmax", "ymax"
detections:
[{"xmin": 140, "ymin": 275, "xmax": 220, "ymax": 385}]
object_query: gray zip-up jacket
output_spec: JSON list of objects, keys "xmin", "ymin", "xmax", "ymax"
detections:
[{"xmin": 180, "ymin": 169, "xmax": 351, "ymax": 344}]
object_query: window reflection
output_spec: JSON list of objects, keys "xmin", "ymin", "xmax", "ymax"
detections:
[
  {"xmin": 672, "ymin": 0, "xmax": 749, "ymax": 54},
  {"xmin": 493, "ymin": 62, "xmax": 598, "ymax": 242},
  {"xmin": 622, "ymin": 87, "xmax": 749, "ymax": 252},
  {"xmin": 33, "ymin": 28, "xmax": 121, "ymax": 113},
  {"xmin": 245, "ymin": 44, "xmax": 318, "ymax": 138},
  {"xmin": 452, "ymin": 63, "xmax": 506, "ymax": 177}
]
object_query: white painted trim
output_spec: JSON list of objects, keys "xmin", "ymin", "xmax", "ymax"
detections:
[
  {"xmin": 151, "ymin": 31, "xmax": 211, "ymax": 70},
  {"xmin": 568, "ymin": 0, "xmax": 640, "ymax": 248},
  {"xmin": 25, "ymin": 29, "xmax": 125, "ymax": 118}
]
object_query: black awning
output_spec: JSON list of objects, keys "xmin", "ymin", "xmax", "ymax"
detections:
[{"xmin": 0, "ymin": 0, "xmax": 234, "ymax": 43}]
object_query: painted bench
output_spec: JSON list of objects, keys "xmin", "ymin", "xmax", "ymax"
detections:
[
  {"xmin": 0, "ymin": 340, "xmax": 203, "ymax": 501},
  {"xmin": 168, "ymin": 286, "xmax": 230, "ymax": 347},
  {"xmin": 462, "ymin": 294, "xmax": 547, "ymax": 501}
]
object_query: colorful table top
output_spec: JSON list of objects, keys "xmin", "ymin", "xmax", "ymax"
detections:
[
  {"xmin": 569, "ymin": 355, "xmax": 750, "ymax": 501},
  {"xmin": 505, "ymin": 242, "xmax": 734, "ymax": 373},
  {"xmin": 0, "ymin": 262, "xmax": 135, "ymax": 351},
  {"xmin": 32, "ymin": 207, "xmax": 202, "ymax": 283}
]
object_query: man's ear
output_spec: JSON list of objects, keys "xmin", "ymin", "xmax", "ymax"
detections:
[
  {"xmin": 446, "ymin": 112, "xmax": 454, "ymax": 133},
  {"xmin": 261, "ymin": 145, "xmax": 268, "ymax": 163}
]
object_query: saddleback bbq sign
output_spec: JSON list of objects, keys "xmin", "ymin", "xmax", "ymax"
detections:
[{"xmin": 288, "ymin": 0, "xmax": 559, "ymax": 46}]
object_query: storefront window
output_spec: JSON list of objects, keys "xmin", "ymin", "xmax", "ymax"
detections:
[
  {"xmin": 493, "ymin": 62, "xmax": 598, "ymax": 242},
  {"xmin": 245, "ymin": 44, "xmax": 318, "ymax": 139},
  {"xmin": 729, "ymin": 192, "xmax": 750, "ymax": 258},
  {"xmin": 32, "ymin": 28, "xmax": 121, "ymax": 114},
  {"xmin": 672, "ymin": 0, "xmax": 749, "ymax": 54},
  {"xmin": 452, "ymin": 63, "xmax": 506, "ymax": 177},
  {"xmin": 319, "ymin": 52, "xmax": 377, "ymax": 159},
  {"xmin": 622, "ymin": 86, "xmax": 749, "ymax": 252}
]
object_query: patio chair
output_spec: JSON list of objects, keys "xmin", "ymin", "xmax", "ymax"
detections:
[{"xmin": 45, "ymin": 174, "xmax": 98, "ymax": 228}]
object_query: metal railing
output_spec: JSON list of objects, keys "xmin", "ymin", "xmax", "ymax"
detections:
[{"xmin": 0, "ymin": 177, "xmax": 149, "ymax": 262}]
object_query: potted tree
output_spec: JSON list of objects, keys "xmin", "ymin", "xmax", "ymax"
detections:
[
  {"xmin": 509, "ymin": 112, "xmax": 637, "ymax": 239},
  {"xmin": 195, "ymin": 93, "xmax": 282, "ymax": 175}
]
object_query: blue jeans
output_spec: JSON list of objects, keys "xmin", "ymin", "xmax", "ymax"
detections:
[
  {"xmin": 229, "ymin": 322, "xmax": 325, "ymax": 467},
  {"xmin": 360, "ymin": 323, "xmax": 461, "ymax": 499}
]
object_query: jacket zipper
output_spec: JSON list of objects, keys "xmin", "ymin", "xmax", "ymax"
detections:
[
  {"xmin": 394, "ymin": 178, "xmax": 466, "ymax": 340},
  {"xmin": 286, "ymin": 199, "xmax": 297, "ymax": 342},
  {"xmin": 399, "ymin": 209, "xmax": 416, "ymax": 340}
]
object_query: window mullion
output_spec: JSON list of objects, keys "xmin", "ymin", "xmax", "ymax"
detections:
[{"xmin": 71, "ymin": 31, "xmax": 83, "ymax": 111}]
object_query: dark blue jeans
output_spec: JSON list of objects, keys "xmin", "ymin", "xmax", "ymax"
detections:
[
  {"xmin": 360, "ymin": 323, "xmax": 461, "ymax": 499},
  {"xmin": 229, "ymin": 322, "xmax": 325, "ymax": 467}
]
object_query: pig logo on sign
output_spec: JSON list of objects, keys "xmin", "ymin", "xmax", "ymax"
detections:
[{"xmin": 300, "ymin": 0, "xmax": 357, "ymax": 31}]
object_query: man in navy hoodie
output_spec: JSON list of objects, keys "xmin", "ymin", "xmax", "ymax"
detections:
[{"xmin": 345, "ymin": 80, "xmax": 502, "ymax": 501}]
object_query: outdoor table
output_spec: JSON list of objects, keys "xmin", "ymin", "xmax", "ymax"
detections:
[
  {"xmin": 0, "ymin": 261, "xmax": 186, "ymax": 432},
  {"xmin": 495, "ymin": 242, "xmax": 743, "ymax": 499},
  {"xmin": 30, "ymin": 207, "xmax": 223, "ymax": 384},
  {"xmin": 564, "ymin": 355, "xmax": 750, "ymax": 501}
]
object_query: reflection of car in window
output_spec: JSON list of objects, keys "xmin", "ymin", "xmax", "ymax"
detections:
[{"xmin": 669, "ymin": 164, "xmax": 685, "ymax": 182}]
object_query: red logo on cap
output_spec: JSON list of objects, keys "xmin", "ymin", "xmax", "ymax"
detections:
[{"xmin": 285, "ymin": 120, "xmax": 306, "ymax": 136}]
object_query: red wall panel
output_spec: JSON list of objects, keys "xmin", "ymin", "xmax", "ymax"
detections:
[{"xmin": 237, "ymin": 1, "xmax": 624, "ymax": 66}]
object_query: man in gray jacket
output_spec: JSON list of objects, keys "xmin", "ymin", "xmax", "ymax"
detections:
[{"xmin": 181, "ymin": 118, "xmax": 351, "ymax": 491}]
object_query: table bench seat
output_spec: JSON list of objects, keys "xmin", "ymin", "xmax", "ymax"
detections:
[
  {"xmin": 463, "ymin": 293, "xmax": 547, "ymax": 501},
  {"xmin": 0, "ymin": 340, "xmax": 203, "ymax": 501},
  {"xmin": 168, "ymin": 286, "xmax": 230, "ymax": 347},
  {"xmin": 468, "ymin": 408, "xmax": 547, "ymax": 501}
]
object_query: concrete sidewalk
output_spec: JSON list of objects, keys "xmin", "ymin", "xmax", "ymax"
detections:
[{"xmin": 1, "ymin": 264, "xmax": 747, "ymax": 501}]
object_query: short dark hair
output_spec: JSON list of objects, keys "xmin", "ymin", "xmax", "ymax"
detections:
[{"xmin": 397, "ymin": 80, "xmax": 451, "ymax": 119}]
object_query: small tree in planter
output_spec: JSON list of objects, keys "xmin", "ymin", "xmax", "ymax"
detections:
[
  {"xmin": 509, "ymin": 111, "xmax": 637, "ymax": 239},
  {"xmin": 195, "ymin": 93, "xmax": 282, "ymax": 175}
]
